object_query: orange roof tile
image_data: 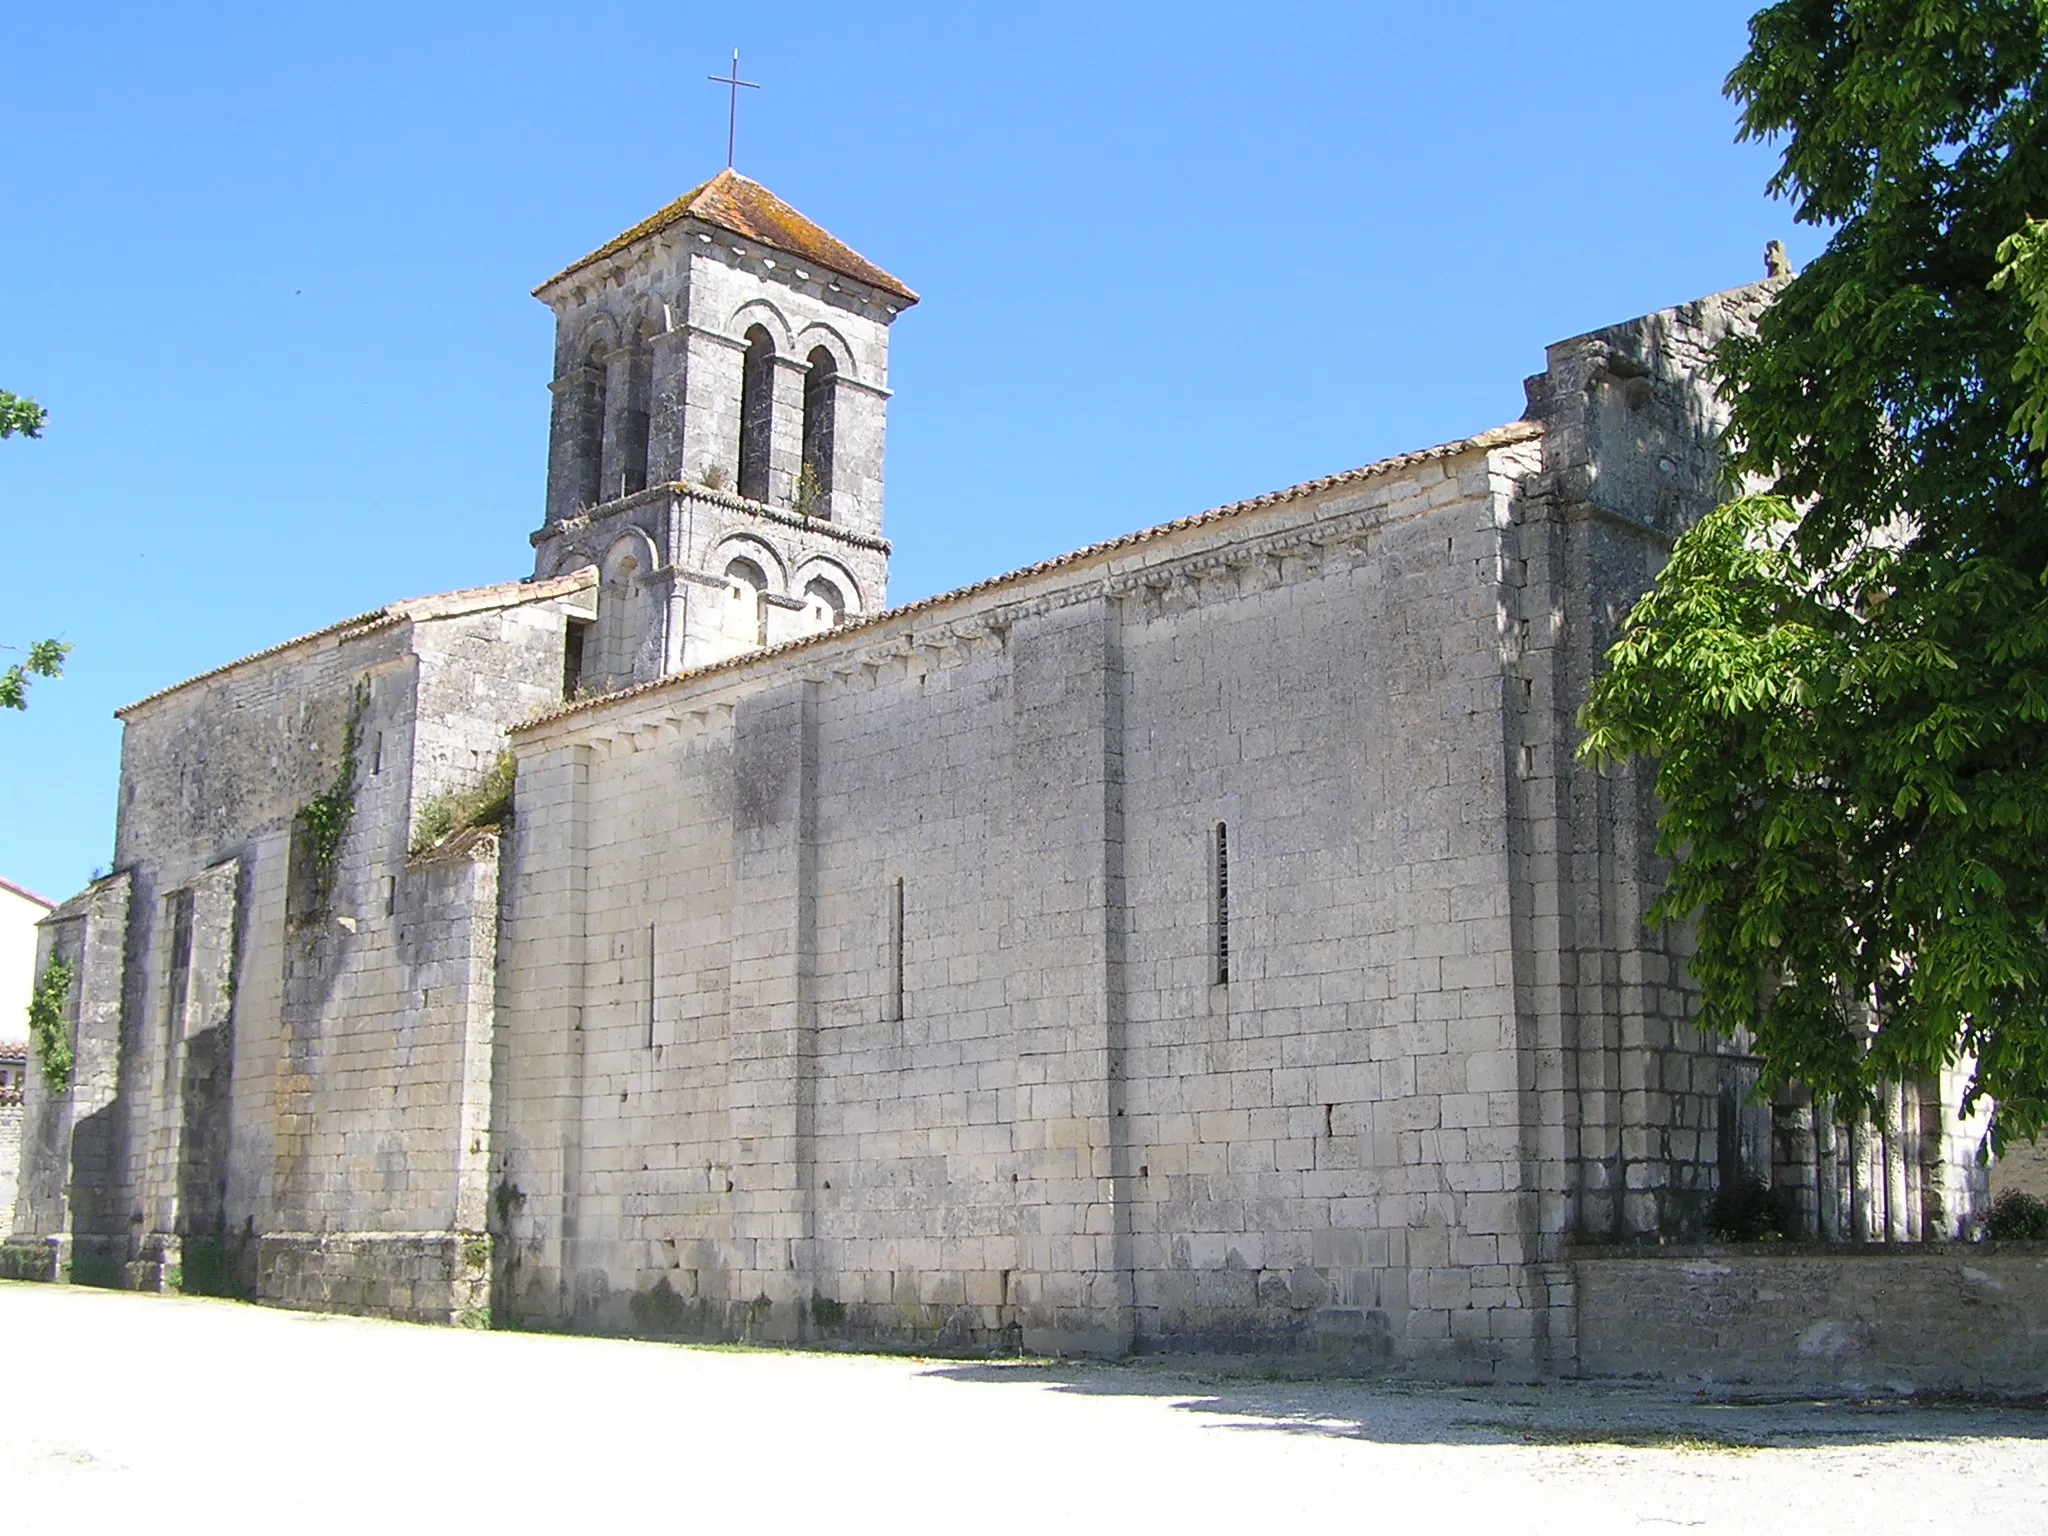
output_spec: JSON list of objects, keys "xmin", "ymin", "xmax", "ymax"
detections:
[{"xmin": 536, "ymin": 169, "xmax": 917, "ymax": 306}]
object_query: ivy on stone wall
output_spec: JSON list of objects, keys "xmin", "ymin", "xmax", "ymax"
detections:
[
  {"xmin": 27, "ymin": 954, "xmax": 74, "ymax": 1092},
  {"xmin": 294, "ymin": 683, "xmax": 369, "ymax": 913}
]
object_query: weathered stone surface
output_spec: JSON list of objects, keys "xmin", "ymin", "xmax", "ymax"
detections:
[
  {"xmin": 1574, "ymin": 1244, "xmax": 2048, "ymax": 1393},
  {"xmin": 8, "ymin": 183, "xmax": 2018, "ymax": 1377}
]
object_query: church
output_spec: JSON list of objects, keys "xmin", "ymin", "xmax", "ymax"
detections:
[{"xmin": 3, "ymin": 172, "xmax": 1991, "ymax": 1374}]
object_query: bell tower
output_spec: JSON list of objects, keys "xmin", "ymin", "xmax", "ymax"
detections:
[{"xmin": 530, "ymin": 170, "xmax": 916, "ymax": 692}]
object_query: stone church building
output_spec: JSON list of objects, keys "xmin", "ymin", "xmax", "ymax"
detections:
[{"xmin": 4, "ymin": 172, "xmax": 1991, "ymax": 1373}]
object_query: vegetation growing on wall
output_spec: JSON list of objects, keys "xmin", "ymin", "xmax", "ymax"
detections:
[
  {"xmin": 1580, "ymin": 2, "xmax": 2048, "ymax": 1149},
  {"xmin": 410, "ymin": 752, "xmax": 515, "ymax": 857},
  {"xmin": 793, "ymin": 461, "xmax": 824, "ymax": 519},
  {"xmin": 293, "ymin": 683, "xmax": 368, "ymax": 921},
  {"xmin": 27, "ymin": 953, "xmax": 74, "ymax": 1092}
]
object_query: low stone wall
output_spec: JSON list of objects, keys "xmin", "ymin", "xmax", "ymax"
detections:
[
  {"xmin": 1573, "ymin": 1244, "xmax": 2048, "ymax": 1394},
  {"xmin": 0, "ymin": 1098, "xmax": 20, "ymax": 1239},
  {"xmin": 0, "ymin": 1233, "xmax": 61, "ymax": 1282},
  {"xmin": 256, "ymin": 1231, "xmax": 490, "ymax": 1327},
  {"xmin": 1994, "ymin": 1136, "xmax": 2048, "ymax": 1201}
]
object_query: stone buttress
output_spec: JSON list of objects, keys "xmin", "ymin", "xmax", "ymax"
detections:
[{"xmin": 6, "ymin": 173, "xmax": 1999, "ymax": 1377}]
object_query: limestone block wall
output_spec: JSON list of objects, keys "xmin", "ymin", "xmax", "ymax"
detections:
[
  {"xmin": 111, "ymin": 615, "xmax": 418, "ymax": 1278},
  {"xmin": 1509, "ymin": 284, "xmax": 1779, "ymax": 1251},
  {"xmin": 6, "ymin": 582, "xmax": 579, "ymax": 1303},
  {"xmin": 0, "ymin": 1099, "xmax": 21, "ymax": 1240},
  {"xmin": 495, "ymin": 428, "xmax": 1583, "ymax": 1372},
  {"xmin": 1114, "ymin": 451, "xmax": 1542, "ymax": 1361},
  {"xmin": 232, "ymin": 602, "xmax": 562, "ymax": 1293},
  {"xmin": 5, "ymin": 873, "xmax": 131, "ymax": 1275},
  {"xmin": 1571, "ymin": 1245, "xmax": 2048, "ymax": 1393}
]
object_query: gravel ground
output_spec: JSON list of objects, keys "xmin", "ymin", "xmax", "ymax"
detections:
[{"xmin": 3, "ymin": 1280, "xmax": 2043, "ymax": 1533}]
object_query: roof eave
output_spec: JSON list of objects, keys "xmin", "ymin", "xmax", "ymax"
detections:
[{"xmin": 534, "ymin": 211, "xmax": 918, "ymax": 309}]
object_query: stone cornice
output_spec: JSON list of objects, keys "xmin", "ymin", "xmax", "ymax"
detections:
[
  {"xmin": 514, "ymin": 421, "xmax": 1541, "ymax": 749},
  {"xmin": 532, "ymin": 483, "xmax": 891, "ymax": 554}
]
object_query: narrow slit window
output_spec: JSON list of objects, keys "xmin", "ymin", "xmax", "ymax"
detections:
[
  {"xmin": 886, "ymin": 876, "xmax": 905, "ymax": 1022},
  {"xmin": 1215, "ymin": 822, "xmax": 1231, "ymax": 985},
  {"xmin": 647, "ymin": 922, "xmax": 658, "ymax": 1050},
  {"xmin": 372, "ymin": 731, "xmax": 384, "ymax": 775},
  {"xmin": 384, "ymin": 876, "xmax": 397, "ymax": 917}
]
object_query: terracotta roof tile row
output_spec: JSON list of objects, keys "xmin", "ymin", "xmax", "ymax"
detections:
[
  {"xmin": 116, "ymin": 570, "xmax": 596, "ymax": 719},
  {"xmin": 516, "ymin": 419, "xmax": 1544, "ymax": 735},
  {"xmin": 536, "ymin": 169, "xmax": 917, "ymax": 306}
]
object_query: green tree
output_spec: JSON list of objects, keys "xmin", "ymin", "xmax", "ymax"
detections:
[
  {"xmin": 0, "ymin": 389, "xmax": 47, "ymax": 439},
  {"xmin": 1, "ymin": 638, "xmax": 69, "ymax": 711},
  {"xmin": 1581, "ymin": 0, "xmax": 2048, "ymax": 1147},
  {"xmin": 3, "ymin": 386, "xmax": 66, "ymax": 706}
]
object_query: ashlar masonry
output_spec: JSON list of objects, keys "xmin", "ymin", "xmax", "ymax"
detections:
[{"xmin": 4, "ymin": 171, "xmax": 1993, "ymax": 1373}]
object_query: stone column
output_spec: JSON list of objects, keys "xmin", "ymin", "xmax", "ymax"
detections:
[
  {"xmin": 767, "ymin": 354, "xmax": 808, "ymax": 510},
  {"xmin": 544, "ymin": 365, "xmax": 605, "ymax": 525},
  {"xmin": 1771, "ymin": 1087, "xmax": 1818, "ymax": 1239},
  {"xmin": 646, "ymin": 330, "xmax": 691, "ymax": 487},
  {"xmin": 823, "ymin": 376, "xmax": 890, "ymax": 538},
  {"xmin": 678, "ymin": 327, "xmax": 745, "ymax": 493},
  {"xmin": 1884, "ymin": 1079, "xmax": 1911, "ymax": 1242},
  {"xmin": 598, "ymin": 352, "xmax": 637, "ymax": 505}
]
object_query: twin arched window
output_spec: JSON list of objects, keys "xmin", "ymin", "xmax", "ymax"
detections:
[
  {"xmin": 569, "ymin": 321, "xmax": 844, "ymax": 517},
  {"xmin": 735, "ymin": 333, "xmax": 839, "ymax": 519}
]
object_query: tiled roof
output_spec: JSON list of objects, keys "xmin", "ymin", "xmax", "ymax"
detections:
[
  {"xmin": 116, "ymin": 570, "xmax": 597, "ymax": 719},
  {"xmin": 537, "ymin": 169, "xmax": 918, "ymax": 306},
  {"xmin": 517, "ymin": 419, "xmax": 1545, "ymax": 734}
]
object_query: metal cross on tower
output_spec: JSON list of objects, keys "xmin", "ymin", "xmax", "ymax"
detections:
[{"xmin": 707, "ymin": 49, "xmax": 760, "ymax": 169}]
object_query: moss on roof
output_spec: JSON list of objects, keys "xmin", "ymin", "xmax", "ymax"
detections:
[{"xmin": 536, "ymin": 168, "xmax": 918, "ymax": 306}]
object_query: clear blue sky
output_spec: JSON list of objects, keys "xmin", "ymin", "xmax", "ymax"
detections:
[{"xmin": 0, "ymin": 1, "xmax": 1815, "ymax": 903}]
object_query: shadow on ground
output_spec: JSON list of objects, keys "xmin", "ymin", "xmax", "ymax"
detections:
[{"xmin": 918, "ymin": 1360, "xmax": 2048, "ymax": 1451}]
